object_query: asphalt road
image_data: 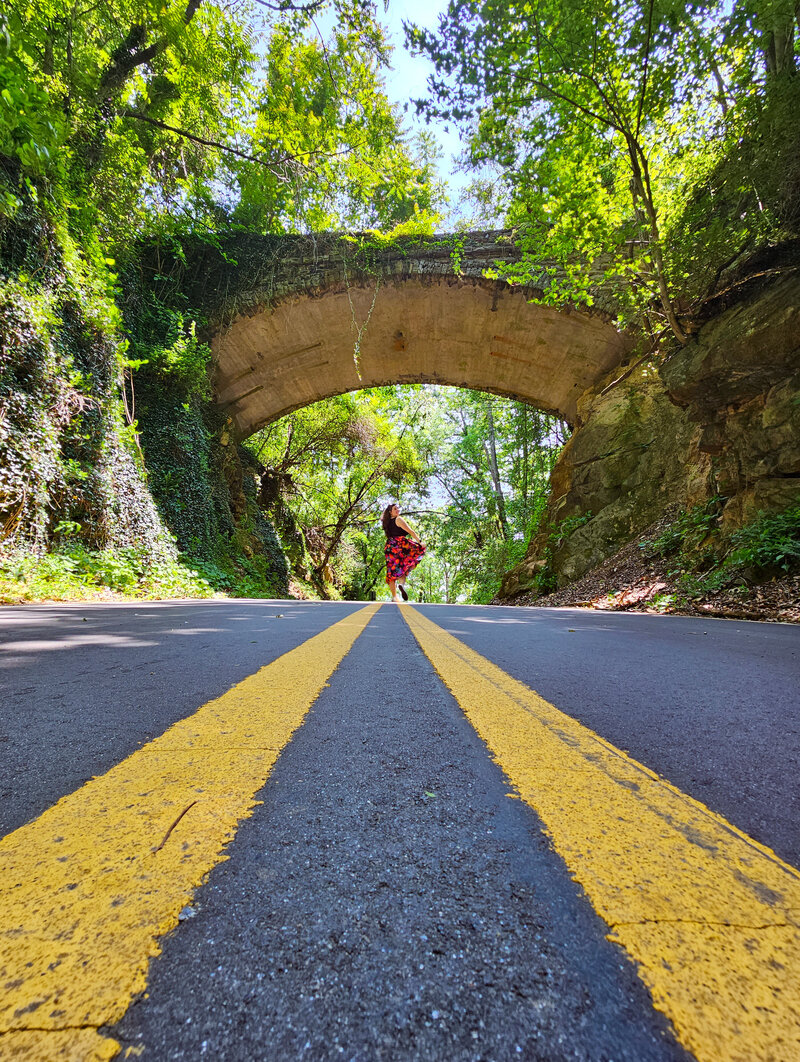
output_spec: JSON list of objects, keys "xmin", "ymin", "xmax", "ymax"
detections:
[
  {"xmin": 0, "ymin": 600, "xmax": 364, "ymax": 837},
  {"xmin": 1, "ymin": 600, "xmax": 798, "ymax": 1062},
  {"xmin": 414, "ymin": 604, "xmax": 800, "ymax": 869}
]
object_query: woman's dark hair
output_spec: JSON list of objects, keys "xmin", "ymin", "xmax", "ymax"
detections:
[{"xmin": 381, "ymin": 503, "xmax": 397, "ymax": 534}]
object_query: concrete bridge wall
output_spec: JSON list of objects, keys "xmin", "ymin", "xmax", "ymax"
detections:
[{"xmin": 172, "ymin": 231, "xmax": 631, "ymax": 435}]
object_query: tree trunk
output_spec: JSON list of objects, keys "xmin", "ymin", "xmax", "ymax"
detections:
[
  {"xmin": 483, "ymin": 400, "xmax": 510, "ymax": 539},
  {"xmin": 627, "ymin": 139, "xmax": 687, "ymax": 345}
]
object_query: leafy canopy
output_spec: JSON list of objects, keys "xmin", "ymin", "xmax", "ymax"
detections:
[
  {"xmin": 408, "ymin": 0, "xmax": 800, "ymax": 339},
  {"xmin": 1, "ymin": 0, "xmax": 446, "ymax": 245}
]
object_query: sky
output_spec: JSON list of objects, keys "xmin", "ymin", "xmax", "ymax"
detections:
[
  {"xmin": 378, "ymin": 0, "xmax": 472, "ymax": 215},
  {"xmin": 314, "ymin": 0, "xmax": 474, "ymax": 224}
]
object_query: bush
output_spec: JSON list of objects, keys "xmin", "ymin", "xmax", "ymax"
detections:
[
  {"xmin": 640, "ymin": 498, "xmax": 723, "ymax": 559},
  {"xmin": 725, "ymin": 507, "xmax": 800, "ymax": 575},
  {"xmin": 640, "ymin": 503, "xmax": 800, "ymax": 600},
  {"xmin": 0, "ymin": 545, "xmax": 216, "ymax": 602}
]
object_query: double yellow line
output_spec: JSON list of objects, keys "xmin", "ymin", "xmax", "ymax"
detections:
[
  {"xmin": 1, "ymin": 603, "xmax": 798, "ymax": 1062},
  {"xmin": 402, "ymin": 607, "xmax": 800, "ymax": 1062},
  {"xmin": 0, "ymin": 604, "xmax": 379, "ymax": 1062}
]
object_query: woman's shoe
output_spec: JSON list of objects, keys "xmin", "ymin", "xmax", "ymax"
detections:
[{"xmin": 399, "ymin": 584, "xmax": 409, "ymax": 601}]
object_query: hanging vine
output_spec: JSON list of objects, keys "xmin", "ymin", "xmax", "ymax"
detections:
[{"xmin": 343, "ymin": 259, "xmax": 381, "ymax": 380}]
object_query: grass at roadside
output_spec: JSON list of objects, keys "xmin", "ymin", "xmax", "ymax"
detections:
[{"xmin": 0, "ymin": 546, "xmax": 217, "ymax": 604}]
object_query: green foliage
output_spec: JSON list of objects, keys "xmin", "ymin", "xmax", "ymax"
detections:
[
  {"xmin": 251, "ymin": 385, "xmax": 568, "ymax": 603},
  {"xmin": 449, "ymin": 234, "xmax": 465, "ymax": 275},
  {"xmin": 0, "ymin": 0, "xmax": 446, "ymax": 248},
  {"xmin": 0, "ymin": 12, "xmax": 66, "ymax": 191},
  {"xmin": 640, "ymin": 502, "xmax": 800, "ymax": 598},
  {"xmin": 134, "ymin": 314, "xmax": 211, "ymax": 396},
  {"xmin": 410, "ymin": 0, "xmax": 800, "ymax": 338},
  {"xmin": 134, "ymin": 387, "xmax": 217, "ymax": 551},
  {"xmin": 0, "ymin": 543, "xmax": 215, "ymax": 602},
  {"xmin": 0, "ymin": 184, "xmax": 170, "ymax": 556},
  {"xmin": 234, "ymin": 25, "xmax": 445, "ymax": 233},
  {"xmin": 1, "ymin": 0, "xmax": 450, "ymax": 602},
  {"xmin": 186, "ymin": 549, "xmax": 287, "ymax": 599},
  {"xmin": 548, "ymin": 512, "xmax": 595, "ymax": 552},
  {"xmin": 247, "ymin": 388, "xmax": 426, "ymax": 598},
  {"xmin": 530, "ymin": 511, "xmax": 594, "ymax": 596},
  {"xmin": 640, "ymin": 497, "xmax": 723, "ymax": 558},
  {"xmin": 725, "ymin": 507, "xmax": 800, "ymax": 573},
  {"xmin": 0, "ymin": 0, "xmax": 257, "ymax": 241},
  {"xmin": 414, "ymin": 390, "xmax": 568, "ymax": 602},
  {"xmin": 130, "ymin": 350, "xmax": 289, "ymax": 596}
]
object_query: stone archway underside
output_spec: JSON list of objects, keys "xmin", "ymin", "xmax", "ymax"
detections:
[{"xmin": 212, "ymin": 276, "xmax": 632, "ymax": 438}]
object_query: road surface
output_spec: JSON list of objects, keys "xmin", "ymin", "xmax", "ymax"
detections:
[{"xmin": 0, "ymin": 600, "xmax": 798, "ymax": 1062}]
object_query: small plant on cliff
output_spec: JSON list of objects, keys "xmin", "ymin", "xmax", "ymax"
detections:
[
  {"xmin": 548, "ymin": 512, "xmax": 594, "ymax": 551},
  {"xmin": 450, "ymin": 234, "xmax": 465, "ymax": 276},
  {"xmin": 640, "ymin": 498, "xmax": 724, "ymax": 560},
  {"xmin": 533, "ymin": 511, "xmax": 594, "ymax": 596}
]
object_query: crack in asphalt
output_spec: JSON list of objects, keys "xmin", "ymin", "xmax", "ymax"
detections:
[{"xmin": 110, "ymin": 606, "xmax": 690, "ymax": 1061}]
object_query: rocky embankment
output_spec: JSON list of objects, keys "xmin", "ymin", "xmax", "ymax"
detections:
[
  {"xmin": 499, "ymin": 252, "xmax": 800, "ymax": 616},
  {"xmin": 511, "ymin": 511, "xmax": 800, "ymax": 623}
]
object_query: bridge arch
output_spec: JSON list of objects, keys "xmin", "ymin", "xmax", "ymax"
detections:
[{"xmin": 197, "ymin": 231, "xmax": 631, "ymax": 436}]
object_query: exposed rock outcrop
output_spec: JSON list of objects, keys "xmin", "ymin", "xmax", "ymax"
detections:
[{"xmin": 499, "ymin": 268, "xmax": 800, "ymax": 599}]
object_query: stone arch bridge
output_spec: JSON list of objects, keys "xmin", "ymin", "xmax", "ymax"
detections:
[{"xmin": 168, "ymin": 231, "xmax": 632, "ymax": 436}]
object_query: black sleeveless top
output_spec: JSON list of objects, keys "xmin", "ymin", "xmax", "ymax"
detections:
[{"xmin": 385, "ymin": 516, "xmax": 408, "ymax": 539}]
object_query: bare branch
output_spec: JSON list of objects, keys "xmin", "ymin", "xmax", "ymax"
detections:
[
  {"xmin": 121, "ymin": 110, "xmax": 364, "ymax": 172},
  {"xmin": 120, "ymin": 110, "xmax": 289, "ymax": 178},
  {"xmin": 310, "ymin": 12, "xmax": 341, "ymax": 96},
  {"xmin": 635, "ymin": 0, "xmax": 656, "ymax": 139},
  {"xmin": 252, "ymin": 0, "xmax": 325, "ymax": 10}
]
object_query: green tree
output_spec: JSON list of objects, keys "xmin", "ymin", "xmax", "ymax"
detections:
[
  {"xmin": 418, "ymin": 390, "xmax": 566, "ymax": 602},
  {"xmin": 408, "ymin": 0, "xmax": 800, "ymax": 342},
  {"xmin": 1, "ymin": 0, "xmax": 445, "ymax": 243},
  {"xmin": 233, "ymin": 23, "xmax": 445, "ymax": 233},
  {"xmin": 0, "ymin": 0, "xmax": 447, "ymax": 591},
  {"xmin": 248, "ymin": 390, "xmax": 427, "ymax": 597},
  {"xmin": 1, "ymin": 0, "xmax": 257, "ymax": 239}
]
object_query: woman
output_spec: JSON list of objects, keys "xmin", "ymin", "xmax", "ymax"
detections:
[{"xmin": 382, "ymin": 502, "xmax": 426, "ymax": 602}]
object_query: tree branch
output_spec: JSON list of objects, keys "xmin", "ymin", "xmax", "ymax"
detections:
[
  {"xmin": 98, "ymin": 0, "xmax": 202, "ymax": 101},
  {"xmin": 635, "ymin": 0, "xmax": 656, "ymax": 139},
  {"xmin": 252, "ymin": 0, "xmax": 325, "ymax": 10},
  {"xmin": 120, "ymin": 110, "xmax": 290, "ymax": 177},
  {"xmin": 122, "ymin": 110, "xmax": 366, "ymax": 172}
]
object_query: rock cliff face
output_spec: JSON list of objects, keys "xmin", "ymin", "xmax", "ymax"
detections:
[{"xmin": 499, "ymin": 271, "xmax": 800, "ymax": 598}]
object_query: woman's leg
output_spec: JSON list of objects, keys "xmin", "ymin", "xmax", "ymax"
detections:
[{"xmin": 387, "ymin": 577, "xmax": 398, "ymax": 602}]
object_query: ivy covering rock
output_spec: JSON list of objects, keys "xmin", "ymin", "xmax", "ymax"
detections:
[{"xmin": 0, "ymin": 0, "xmax": 443, "ymax": 602}]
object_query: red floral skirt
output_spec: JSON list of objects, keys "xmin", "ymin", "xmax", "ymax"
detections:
[{"xmin": 385, "ymin": 536, "xmax": 426, "ymax": 583}]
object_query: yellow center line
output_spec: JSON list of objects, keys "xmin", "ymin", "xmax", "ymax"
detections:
[
  {"xmin": 401, "ymin": 605, "xmax": 800, "ymax": 1062},
  {"xmin": 0, "ymin": 603, "xmax": 381, "ymax": 1062}
]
